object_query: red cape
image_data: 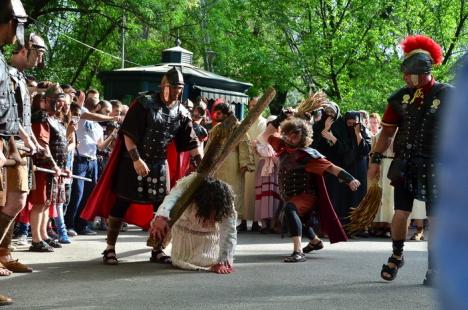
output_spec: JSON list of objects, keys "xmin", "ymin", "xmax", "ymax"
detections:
[
  {"xmin": 80, "ymin": 138, "xmax": 185, "ymax": 230},
  {"xmin": 313, "ymin": 174, "xmax": 348, "ymax": 243},
  {"xmin": 166, "ymin": 142, "xmax": 191, "ymax": 188},
  {"xmin": 80, "ymin": 138, "xmax": 152, "ymax": 229}
]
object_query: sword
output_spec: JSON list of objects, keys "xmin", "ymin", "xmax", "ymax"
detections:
[{"xmin": 33, "ymin": 166, "xmax": 93, "ymax": 182}]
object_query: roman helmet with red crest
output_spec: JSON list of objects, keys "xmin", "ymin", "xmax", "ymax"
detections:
[{"xmin": 400, "ymin": 35, "xmax": 443, "ymax": 74}]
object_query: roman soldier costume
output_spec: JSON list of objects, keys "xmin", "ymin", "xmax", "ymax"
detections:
[
  {"xmin": 379, "ymin": 35, "xmax": 454, "ymax": 207},
  {"xmin": 114, "ymin": 92, "xmax": 197, "ymax": 204},
  {"xmin": 81, "ymin": 67, "xmax": 199, "ymax": 264},
  {"xmin": 30, "ymin": 88, "xmax": 68, "ymax": 206},
  {"xmin": 373, "ymin": 35, "xmax": 455, "ymax": 284}
]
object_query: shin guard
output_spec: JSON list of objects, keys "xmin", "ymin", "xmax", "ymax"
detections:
[
  {"xmin": 106, "ymin": 216, "xmax": 123, "ymax": 246},
  {"xmin": 392, "ymin": 239, "xmax": 405, "ymax": 257}
]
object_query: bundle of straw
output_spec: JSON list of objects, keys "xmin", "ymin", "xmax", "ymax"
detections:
[
  {"xmin": 346, "ymin": 178, "xmax": 382, "ymax": 236},
  {"xmin": 296, "ymin": 91, "xmax": 328, "ymax": 115}
]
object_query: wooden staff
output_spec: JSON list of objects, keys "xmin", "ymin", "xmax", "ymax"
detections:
[
  {"xmin": 147, "ymin": 87, "xmax": 276, "ymax": 247},
  {"xmin": 33, "ymin": 167, "xmax": 92, "ymax": 182}
]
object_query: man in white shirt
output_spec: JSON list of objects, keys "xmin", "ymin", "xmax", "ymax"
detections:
[{"xmin": 64, "ymin": 97, "xmax": 116, "ymax": 235}]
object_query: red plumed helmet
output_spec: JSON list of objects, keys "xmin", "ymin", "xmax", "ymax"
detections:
[{"xmin": 401, "ymin": 35, "xmax": 443, "ymax": 65}]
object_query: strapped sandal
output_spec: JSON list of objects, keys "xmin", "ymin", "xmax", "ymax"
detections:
[
  {"xmin": 102, "ymin": 249, "xmax": 118, "ymax": 265},
  {"xmin": 303, "ymin": 240, "xmax": 324, "ymax": 254},
  {"xmin": 150, "ymin": 249, "xmax": 172, "ymax": 264},
  {"xmin": 381, "ymin": 255, "xmax": 405, "ymax": 281},
  {"xmin": 284, "ymin": 251, "xmax": 306, "ymax": 263}
]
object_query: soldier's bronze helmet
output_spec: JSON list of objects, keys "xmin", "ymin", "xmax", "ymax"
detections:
[
  {"xmin": 14, "ymin": 32, "xmax": 47, "ymax": 52},
  {"xmin": 400, "ymin": 35, "xmax": 443, "ymax": 75},
  {"xmin": 164, "ymin": 66, "xmax": 184, "ymax": 86},
  {"xmin": 27, "ymin": 33, "xmax": 46, "ymax": 51}
]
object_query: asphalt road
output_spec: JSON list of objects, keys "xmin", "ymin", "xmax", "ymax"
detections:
[{"xmin": 1, "ymin": 228, "xmax": 436, "ymax": 309}]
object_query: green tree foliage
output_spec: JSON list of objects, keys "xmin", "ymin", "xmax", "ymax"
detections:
[{"xmin": 22, "ymin": 0, "xmax": 468, "ymax": 114}]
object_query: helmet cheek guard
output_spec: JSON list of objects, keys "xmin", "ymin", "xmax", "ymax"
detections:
[{"xmin": 11, "ymin": 0, "xmax": 28, "ymax": 47}]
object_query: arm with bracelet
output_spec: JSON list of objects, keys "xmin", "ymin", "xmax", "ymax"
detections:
[
  {"xmin": 123, "ymin": 134, "xmax": 149, "ymax": 177},
  {"xmin": 325, "ymin": 164, "xmax": 361, "ymax": 191},
  {"xmin": 302, "ymin": 153, "xmax": 361, "ymax": 192},
  {"xmin": 367, "ymin": 125, "xmax": 398, "ymax": 181}
]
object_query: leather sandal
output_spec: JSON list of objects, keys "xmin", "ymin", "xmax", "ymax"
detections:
[
  {"xmin": 0, "ymin": 262, "xmax": 12, "ymax": 277},
  {"xmin": 102, "ymin": 249, "xmax": 118, "ymax": 265},
  {"xmin": 150, "ymin": 249, "xmax": 172, "ymax": 264},
  {"xmin": 381, "ymin": 255, "xmax": 405, "ymax": 281},
  {"xmin": 2, "ymin": 259, "xmax": 33, "ymax": 273}
]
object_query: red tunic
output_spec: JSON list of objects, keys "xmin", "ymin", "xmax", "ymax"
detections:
[{"xmin": 268, "ymin": 136, "xmax": 348, "ymax": 243}]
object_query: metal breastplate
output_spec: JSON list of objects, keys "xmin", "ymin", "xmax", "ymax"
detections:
[
  {"xmin": 48, "ymin": 117, "xmax": 68, "ymax": 168},
  {"xmin": 278, "ymin": 151, "xmax": 316, "ymax": 200},
  {"xmin": 141, "ymin": 97, "xmax": 184, "ymax": 162},
  {"xmin": 392, "ymin": 84, "xmax": 451, "ymax": 159},
  {"xmin": 0, "ymin": 53, "xmax": 20, "ymax": 136},
  {"xmin": 9, "ymin": 68, "xmax": 32, "ymax": 134}
]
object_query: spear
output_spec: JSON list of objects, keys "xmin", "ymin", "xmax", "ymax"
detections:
[{"xmin": 147, "ymin": 87, "xmax": 276, "ymax": 246}]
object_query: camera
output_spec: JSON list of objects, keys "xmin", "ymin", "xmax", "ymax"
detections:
[
  {"xmin": 71, "ymin": 115, "xmax": 80, "ymax": 125},
  {"xmin": 347, "ymin": 111, "xmax": 361, "ymax": 124}
]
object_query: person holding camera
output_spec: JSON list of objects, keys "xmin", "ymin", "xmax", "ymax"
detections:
[
  {"xmin": 342, "ymin": 111, "xmax": 372, "ymax": 216},
  {"xmin": 312, "ymin": 104, "xmax": 371, "ymax": 226}
]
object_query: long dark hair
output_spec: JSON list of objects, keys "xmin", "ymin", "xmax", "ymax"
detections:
[{"xmin": 192, "ymin": 177, "xmax": 235, "ymax": 223}]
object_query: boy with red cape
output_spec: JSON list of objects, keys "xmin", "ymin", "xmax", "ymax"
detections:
[{"xmin": 263, "ymin": 112, "xmax": 359, "ymax": 262}]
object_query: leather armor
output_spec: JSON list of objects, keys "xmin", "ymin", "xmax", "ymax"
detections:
[
  {"xmin": 0, "ymin": 53, "xmax": 20, "ymax": 136},
  {"xmin": 138, "ymin": 95, "xmax": 190, "ymax": 162},
  {"xmin": 387, "ymin": 82, "xmax": 454, "ymax": 202},
  {"xmin": 9, "ymin": 67, "xmax": 32, "ymax": 134},
  {"xmin": 278, "ymin": 148, "xmax": 323, "ymax": 201},
  {"xmin": 47, "ymin": 117, "xmax": 68, "ymax": 169}
]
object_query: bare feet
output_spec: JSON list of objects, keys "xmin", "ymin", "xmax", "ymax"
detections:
[
  {"xmin": 0, "ymin": 263, "xmax": 12, "ymax": 276},
  {"xmin": 0, "ymin": 294, "xmax": 13, "ymax": 305}
]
